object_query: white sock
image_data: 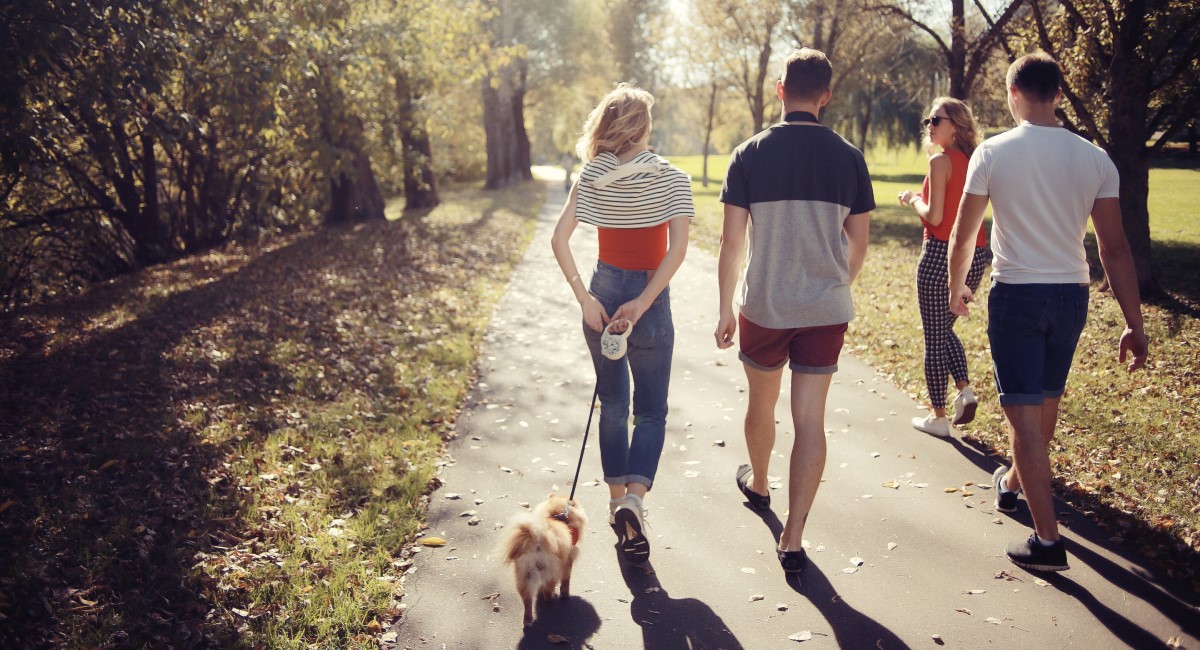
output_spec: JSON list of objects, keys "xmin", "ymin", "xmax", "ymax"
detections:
[{"xmin": 1033, "ymin": 534, "xmax": 1058, "ymax": 547}]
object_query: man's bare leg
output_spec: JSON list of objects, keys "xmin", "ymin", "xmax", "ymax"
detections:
[
  {"xmin": 778, "ymin": 372, "xmax": 833, "ymax": 552},
  {"xmin": 742, "ymin": 364, "xmax": 784, "ymax": 499},
  {"xmin": 1004, "ymin": 402, "xmax": 1060, "ymax": 541}
]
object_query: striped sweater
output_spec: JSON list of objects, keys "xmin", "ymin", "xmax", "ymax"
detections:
[{"xmin": 575, "ymin": 150, "xmax": 694, "ymax": 228}]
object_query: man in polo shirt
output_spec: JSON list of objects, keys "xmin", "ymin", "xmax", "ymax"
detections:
[
  {"xmin": 715, "ymin": 48, "xmax": 873, "ymax": 578},
  {"xmin": 948, "ymin": 52, "xmax": 1148, "ymax": 572}
]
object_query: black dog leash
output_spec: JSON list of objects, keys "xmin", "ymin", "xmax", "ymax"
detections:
[{"xmin": 567, "ymin": 377, "xmax": 600, "ymax": 503}]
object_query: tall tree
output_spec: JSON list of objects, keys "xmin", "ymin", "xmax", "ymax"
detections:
[
  {"xmin": 695, "ymin": 0, "xmax": 785, "ymax": 133},
  {"xmin": 606, "ymin": 0, "xmax": 666, "ymax": 91},
  {"xmin": 870, "ymin": 0, "xmax": 1027, "ymax": 99},
  {"xmin": 480, "ymin": 0, "xmax": 532, "ymax": 189},
  {"xmin": 1025, "ymin": 0, "xmax": 1200, "ymax": 296}
]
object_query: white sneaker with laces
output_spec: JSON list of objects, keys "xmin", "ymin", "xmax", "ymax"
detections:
[
  {"xmin": 912, "ymin": 414, "xmax": 951, "ymax": 438},
  {"xmin": 952, "ymin": 386, "xmax": 978, "ymax": 425}
]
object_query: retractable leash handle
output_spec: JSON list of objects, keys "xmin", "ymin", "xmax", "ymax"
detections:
[{"xmin": 568, "ymin": 318, "xmax": 633, "ymax": 502}]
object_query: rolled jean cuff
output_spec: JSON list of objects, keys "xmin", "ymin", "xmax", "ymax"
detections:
[{"xmin": 605, "ymin": 474, "xmax": 654, "ymax": 490}]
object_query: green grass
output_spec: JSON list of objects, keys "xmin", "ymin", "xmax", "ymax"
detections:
[
  {"xmin": 0, "ymin": 181, "xmax": 544, "ymax": 647},
  {"xmin": 669, "ymin": 150, "xmax": 1200, "ymax": 590}
]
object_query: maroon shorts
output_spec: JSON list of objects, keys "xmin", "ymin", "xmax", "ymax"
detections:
[{"xmin": 738, "ymin": 315, "xmax": 847, "ymax": 374}]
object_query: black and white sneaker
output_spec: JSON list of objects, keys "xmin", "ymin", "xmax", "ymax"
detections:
[
  {"xmin": 992, "ymin": 465, "xmax": 1021, "ymax": 513},
  {"xmin": 1006, "ymin": 534, "xmax": 1069, "ymax": 572},
  {"xmin": 614, "ymin": 496, "xmax": 650, "ymax": 564}
]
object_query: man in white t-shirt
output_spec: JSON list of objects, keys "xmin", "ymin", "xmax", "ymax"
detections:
[{"xmin": 948, "ymin": 52, "xmax": 1148, "ymax": 573}]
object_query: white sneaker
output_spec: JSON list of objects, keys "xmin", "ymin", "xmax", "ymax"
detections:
[
  {"xmin": 952, "ymin": 387, "xmax": 978, "ymax": 425},
  {"xmin": 912, "ymin": 414, "xmax": 951, "ymax": 438}
]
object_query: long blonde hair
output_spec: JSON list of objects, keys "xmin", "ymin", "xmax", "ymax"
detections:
[
  {"xmin": 576, "ymin": 83, "xmax": 654, "ymax": 162},
  {"xmin": 924, "ymin": 96, "xmax": 980, "ymax": 157}
]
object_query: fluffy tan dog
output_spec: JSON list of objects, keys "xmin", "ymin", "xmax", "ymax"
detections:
[{"xmin": 499, "ymin": 493, "xmax": 587, "ymax": 627}]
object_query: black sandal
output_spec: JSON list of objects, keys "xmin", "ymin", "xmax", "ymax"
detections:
[
  {"xmin": 736, "ymin": 464, "xmax": 771, "ymax": 511},
  {"xmin": 777, "ymin": 547, "xmax": 808, "ymax": 574}
]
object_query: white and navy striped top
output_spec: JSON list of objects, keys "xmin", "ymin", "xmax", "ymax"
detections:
[{"xmin": 575, "ymin": 151, "xmax": 695, "ymax": 229}]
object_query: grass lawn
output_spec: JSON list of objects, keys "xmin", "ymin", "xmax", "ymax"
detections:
[
  {"xmin": 669, "ymin": 150, "xmax": 1200, "ymax": 591},
  {"xmin": 0, "ymin": 182, "xmax": 544, "ymax": 647}
]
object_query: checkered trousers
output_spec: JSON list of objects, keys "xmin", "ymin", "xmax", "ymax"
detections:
[{"xmin": 916, "ymin": 239, "xmax": 990, "ymax": 409}]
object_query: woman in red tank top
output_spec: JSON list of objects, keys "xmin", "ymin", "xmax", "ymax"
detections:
[
  {"xmin": 897, "ymin": 97, "xmax": 991, "ymax": 438},
  {"xmin": 550, "ymin": 84, "xmax": 694, "ymax": 565}
]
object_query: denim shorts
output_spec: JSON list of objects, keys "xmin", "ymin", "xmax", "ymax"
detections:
[{"xmin": 987, "ymin": 282, "xmax": 1089, "ymax": 406}]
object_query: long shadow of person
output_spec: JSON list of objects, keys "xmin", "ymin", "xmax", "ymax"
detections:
[
  {"xmin": 785, "ymin": 566, "xmax": 911, "ymax": 649},
  {"xmin": 616, "ymin": 541, "xmax": 745, "ymax": 649},
  {"xmin": 741, "ymin": 503, "xmax": 909, "ymax": 649},
  {"xmin": 516, "ymin": 594, "xmax": 602, "ymax": 650}
]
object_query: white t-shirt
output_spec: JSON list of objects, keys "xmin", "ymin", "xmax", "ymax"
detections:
[{"xmin": 964, "ymin": 124, "xmax": 1120, "ymax": 284}]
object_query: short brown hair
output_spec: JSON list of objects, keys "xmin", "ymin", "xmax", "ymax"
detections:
[
  {"xmin": 781, "ymin": 48, "xmax": 832, "ymax": 103},
  {"xmin": 1006, "ymin": 52, "xmax": 1061, "ymax": 104}
]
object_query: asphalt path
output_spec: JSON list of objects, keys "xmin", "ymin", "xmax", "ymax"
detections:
[{"xmin": 392, "ymin": 171, "xmax": 1198, "ymax": 649}]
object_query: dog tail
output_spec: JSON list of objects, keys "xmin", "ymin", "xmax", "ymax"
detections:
[{"xmin": 499, "ymin": 514, "xmax": 540, "ymax": 565}]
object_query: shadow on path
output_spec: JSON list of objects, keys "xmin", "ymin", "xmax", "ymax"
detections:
[
  {"xmin": 516, "ymin": 595, "xmax": 601, "ymax": 650},
  {"xmin": 615, "ymin": 536, "xmax": 745, "ymax": 649}
]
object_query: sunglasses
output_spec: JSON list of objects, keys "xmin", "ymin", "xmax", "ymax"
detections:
[{"xmin": 922, "ymin": 116, "xmax": 947, "ymax": 127}]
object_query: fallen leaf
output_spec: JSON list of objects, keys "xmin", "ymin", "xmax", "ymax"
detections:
[
  {"xmin": 789, "ymin": 631, "xmax": 813, "ymax": 642},
  {"xmin": 79, "ymin": 597, "xmax": 98, "ymax": 606},
  {"xmin": 232, "ymin": 608, "xmax": 250, "ymax": 617},
  {"xmin": 984, "ymin": 617, "xmax": 1002, "ymax": 625},
  {"xmin": 0, "ymin": 499, "xmax": 14, "ymax": 515},
  {"xmin": 887, "ymin": 542, "xmax": 898, "ymax": 551},
  {"xmin": 741, "ymin": 567, "xmax": 756, "ymax": 574},
  {"xmin": 843, "ymin": 567, "xmax": 858, "ymax": 574},
  {"xmin": 445, "ymin": 493, "xmax": 461, "ymax": 500},
  {"xmin": 99, "ymin": 459, "xmax": 120, "ymax": 471},
  {"xmin": 932, "ymin": 634, "xmax": 944, "ymax": 645},
  {"xmin": 366, "ymin": 620, "xmax": 382, "ymax": 633},
  {"xmin": 547, "ymin": 633, "xmax": 569, "ymax": 644},
  {"xmin": 882, "ymin": 480, "xmax": 900, "ymax": 489},
  {"xmin": 777, "ymin": 603, "xmax": 789, "ymax": 611},
  {"xmin": 964, "ymin": 589, "xmax": 986, "ymax": 595},
  {"xmin": 749, "ymin": 594, "xmax": 765, "ymax": 602},
  {"xmin": 420, "ymin": 537, "xmax": 447, "ymax": 547},
  {"xmin": 955, "ymin": 608, "xmax": 972, "ymax": 615},
  {"xmin": 943, "ymin": 487, "xmax": 959, "ymax": 493},
  {"xmin": 1034, "ymin": 578, "xmax": 1049, "ymax": 587},
  {"xmin": 849, "ymin": 557, "xmax": 864, "ymax": 566}
]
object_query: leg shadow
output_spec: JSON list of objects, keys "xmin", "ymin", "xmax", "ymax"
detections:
[
  {"xmin": 787, "ymin": 566, "xmax": 911, "ymax": 650},
  {"xmin": 516, "ymin": 595, "xmax": 601, "ymax": 650},
  {"xmin": 615, "ymin": 540, "xmax": 746, "ymax": 649}
]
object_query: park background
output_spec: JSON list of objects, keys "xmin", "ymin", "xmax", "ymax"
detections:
[{"xmin": 1, "ymin": 0, "xmax": 1197, "ymax": 647}]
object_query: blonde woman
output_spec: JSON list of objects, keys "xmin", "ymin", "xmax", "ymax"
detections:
[
  {"xmin": 550, "ymin": 84, "xmax": 693, "ymax": 564},
  {"xmin": 898, "ymin": 97, "xmax": 991, "ymax": 437}
]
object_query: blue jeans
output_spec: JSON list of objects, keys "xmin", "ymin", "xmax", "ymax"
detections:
[
  {"xmin": 583, "ymin": 261, "xmax": 674, "ymax": 489},
  {"xmin": 987, "ymin": 282, "xmax": 1089, "ymax": 406}
]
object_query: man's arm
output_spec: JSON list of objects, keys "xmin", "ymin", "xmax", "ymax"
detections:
[
  {"xmin": 1091, "ymin": 197, "xmax": 1148, "ymax": 371},
  {"xmin": 844, "ymin": 212, "xmax": 870, "ymax": 283},
  {"xmin": 948, "ymin": 192, "xmax": 989, "ymax": 316},
  {"xmin": 715, "ymin": 203, "xmax": 749, "ymax": 349}
]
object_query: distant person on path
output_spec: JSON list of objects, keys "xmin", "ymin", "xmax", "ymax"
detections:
[
  {"xmin": 898, "ymin": 98, "xmax": 991, "ymax": 438},
  {"xmin": 715, "ymin": 48, "xmax": 873, "ymax": 577},
  {"xmin": 550, "ymin": 83, "xmax": 694, "ymax": 565},
  {"xmin": 948, "ymin": 52, "xmax": 1148, "ymax": 572}
]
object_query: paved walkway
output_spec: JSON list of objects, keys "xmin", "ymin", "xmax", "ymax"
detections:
[{"xmin": 394, "ymin": 173, "xmax": 1198, "ymax": 649}]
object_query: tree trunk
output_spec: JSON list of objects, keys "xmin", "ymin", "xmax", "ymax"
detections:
[
  {"xmin": 1106, "ymin": 9, "xmax": 1161, "ymax": 297},
  {"xmin": 512, "ymin": 58, "xmax": 533, "ymax": 181},
  {"xmin": 395, "ymin": 71, "xmax": 439, "ymax": 211},
  {"xmin": 483, "ymin": 71, "xmax": 523, "ymax": 190},
  {"xmin": 702, "ymin": 81, "xmax": 718, "ymax": 188},
  {"xmin": 326, "ymin": 116, "xmax": 386, "ymax": 224},
  {"xmin": 948, "ymin": 0, "xmax": 967, "ymax": 99}
]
